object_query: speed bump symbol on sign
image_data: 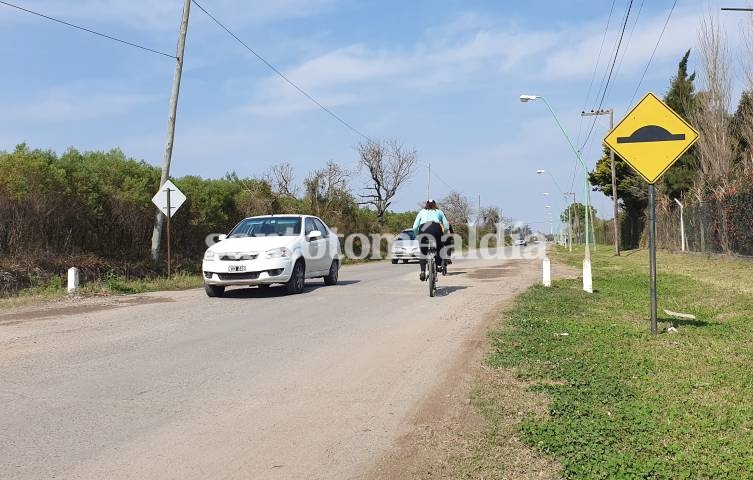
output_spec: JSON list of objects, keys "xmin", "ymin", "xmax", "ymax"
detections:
[{"xmin": 604, "ymin": 92, "xmax": 699, "ymax": 184}]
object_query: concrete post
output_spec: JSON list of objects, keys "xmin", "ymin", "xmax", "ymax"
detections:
[
  {"xmin": 67, "ymin": 267, "xmax": 79, "ymax": 294},
  {"xmin": 543, "ymin": 257, "xmax": 552, "ymax": 287}
]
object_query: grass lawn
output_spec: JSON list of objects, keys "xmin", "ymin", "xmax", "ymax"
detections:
[{"xmin": 462, "ymin": 246, "xmax": 753, "ymax": 479}]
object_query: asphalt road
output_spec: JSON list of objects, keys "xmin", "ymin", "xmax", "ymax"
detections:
[{"xmin": 0, "ymin": 248, "xmax": 542, "ymax": 479}]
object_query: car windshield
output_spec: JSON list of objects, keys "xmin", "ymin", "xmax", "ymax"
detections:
[
  {"xmin": 228, "ymin": 217, "xmax": 302, "ymax": 238},
  {"xmin": 395, "ymin": 230, "xmax": 416, "ymax": 241}
]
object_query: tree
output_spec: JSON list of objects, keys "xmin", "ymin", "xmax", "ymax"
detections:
[
  {"xmin": 304, "ymin": 161, "xmax": 353, "ymax": 221},
  {"xmin": 439, "ymin": 191, "xmax": 473, "ymax": 225},
  {"xmin": 478, "ymin": 205, "xmax": 501, "ymax": 227},
  {"xmin": 590, "ymin": 146, "xmax": 647, "ymax": 247},
  {"xmin": 358, "ymin": 139, "xmax": 417, "ymax": 223},
  {"xmin": 691, "ymin": 17, "xmax": 737, "ymax": 190},
  {"xmin": 265, "ymin": 162, "xmax": 298, "ymax": 198},
  {"xmin": 560, "ymin": 202, "xmax": 596, "ymax": 244},
  {"xmin": 732, "ymin": 90, "xmax": 753, "ymax": 170},
  {"xmin": 663, "ymin": 49, "xmax": 699, "ymax": 199}
]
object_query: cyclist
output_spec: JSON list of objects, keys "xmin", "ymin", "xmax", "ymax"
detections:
[{"xmin": 412, "ymin": 199, "xmax": 450, "ymax": 282}]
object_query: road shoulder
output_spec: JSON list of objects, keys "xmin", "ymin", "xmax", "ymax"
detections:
[{"xmin": 365, "ymin": 259, "xmax": 577, "ymax": 479}]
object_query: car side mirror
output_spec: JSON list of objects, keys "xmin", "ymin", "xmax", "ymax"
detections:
[
  {"xmin": 307, "ymin": 230, "xmax": 322, "ymax": 240},
  {"xmin": 217, "ymin": 234, "xmax": 227, "ymax": 242}
]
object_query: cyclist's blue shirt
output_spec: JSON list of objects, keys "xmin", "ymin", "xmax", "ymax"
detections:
[{"xmin": 412, "ymin": 209, "xmax": 450, "ymax": 236}]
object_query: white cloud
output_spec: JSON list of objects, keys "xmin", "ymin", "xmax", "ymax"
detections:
[{"xmin": 245, "ymin": 25, "xmax": 559, "ymax": 117}]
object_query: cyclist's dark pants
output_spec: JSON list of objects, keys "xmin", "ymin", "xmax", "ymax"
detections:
[{"xmin": 418, "ymin": 222, "xmax": 443, "ymax": 273}]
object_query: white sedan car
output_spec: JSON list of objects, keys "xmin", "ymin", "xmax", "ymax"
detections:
[
  {"xmin": 202, "ymin": 215, "xmax": 341, "ymax": 297},
  {"xmin": 390, "ymin": 229, "xmax": 420, "ymax": 263}
]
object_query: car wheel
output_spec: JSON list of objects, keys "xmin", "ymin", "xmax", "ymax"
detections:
[
  {"xmin": 286, "ymin": 260, "xmax": 305, "ymax": 294},
  {"xmin": 205, "ymin": 283, "xmax": 225, "ymax": 298},
  {"xmin": 391, "ymin": 259, "xmax": 398, "ymax": 264},
  {"xmin": 323, "ymin": 260, "xmax": 339, "ymax": 285}
]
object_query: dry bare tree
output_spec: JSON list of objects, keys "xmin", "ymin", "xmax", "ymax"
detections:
[
  {"xmin": 265, "ymin": 162, "xmax": 298, "ymax": 197},
  {"xmin": 357, "ymin": 139, "xmax": 417, "ymax": 222},
  {"xmin": 439, "ymin": 191, "xmax": 473, "ymax": 225},
  {"xmin": 691, "ymin": 16, "xmax": 737, "ymax": 189},
  {"xmin": 478, "ymin": 205, "xmax": 501, "ymax": 227}
]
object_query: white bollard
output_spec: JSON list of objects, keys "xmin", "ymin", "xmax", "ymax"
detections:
[
  {"xmin": 543, "ymin": 257, "xmax": 552, "ymax": 287},
  {"xmin": 67, "ymin": 267, "xmax": 79, "ymax": 294},
  {"xmin": 582, "ymin": 258, "xmax": 593, "ymax": 293}
]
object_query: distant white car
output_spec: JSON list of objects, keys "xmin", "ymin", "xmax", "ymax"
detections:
[
  {"xmin": 391, "ymin": 229, "xmax": 420, "ymax": 264},
  {"xmin": 202, "ymin": 215, "xmax": 341, "ymax": 297},
  {"xmin": 514, "ymin": 238, "xmax": 527, "ymax": 246}
]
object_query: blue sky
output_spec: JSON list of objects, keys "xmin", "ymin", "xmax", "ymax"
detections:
[{"xmin": 0, "ymin": 0, "xmax": 749, "ymax": 227}]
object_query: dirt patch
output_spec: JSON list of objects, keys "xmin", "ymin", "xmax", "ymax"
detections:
[
  {"xmin": 366, "ymin": 256, "xmax": 579, "ymax": 479},
  {"xmin": 365, "ymin": 297, "xmax": 559, "ymax": 480},
  {"xmin": 466, "ymin": 265, "xmax": 515, "ymax": 280},
  {"xmin": 0, "ymin": 295, "xmax": 173, "ymax": 325}
]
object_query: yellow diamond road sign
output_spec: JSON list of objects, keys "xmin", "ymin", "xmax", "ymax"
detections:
[{"xmin": 604, "ymin": 92, "xmax": 699, "ymax": 184}]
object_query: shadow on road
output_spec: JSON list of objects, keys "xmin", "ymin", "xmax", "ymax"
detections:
[
  {"xmin": 223, "ymin": 280, "xmax": 361, "ymax": 299},
  {"xmin": 435, "ymin": 285, "xmax": 469, "ymax": 297},
  {"xmin": 445, "ymin": 271, "xmax": 466, "ymax": 276}
]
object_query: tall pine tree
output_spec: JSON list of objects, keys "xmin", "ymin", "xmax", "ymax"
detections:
[{"xmin": 662, "ymin": 49, "xmax": 698, "ymax": 199}]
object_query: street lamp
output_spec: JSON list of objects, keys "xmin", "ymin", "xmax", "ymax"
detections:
[
  {"xmin": 537, "ymin": 169, "xmax": 574, "ymax": 252},
  {"xmin": 525, "ymin": 94, "xmax": 593, "ymax": 292}
]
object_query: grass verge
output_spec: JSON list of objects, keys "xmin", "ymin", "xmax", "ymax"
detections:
[
  {"xmin": 0, "ymin": 273, "xmax": 203, "ymax": 310},
  {"xmin": 462, "ymin": 246, "xmax": 753, "ymax": 479}
]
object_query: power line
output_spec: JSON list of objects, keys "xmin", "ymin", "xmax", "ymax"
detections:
[
  {"xmin": 580, "ymin": 0, "xmax": 634, "ymax": 151},
  {"xmin": 577, "ymin": 0, "xmax": 618, "ymax": 145},
  {"xmin": 0, "ymin": 0, "xmax": 176, "ymax": 59},
  {"xmin": 190, "ymin": 0, "xmax": 372, "ymax": 143},
  {"xmin": 612, "ymin": 0, "xmax": 645, "ymax": 89},
  {"xmin": 630, "ymin": 0, "xmax": 678, "ymax": 106}
]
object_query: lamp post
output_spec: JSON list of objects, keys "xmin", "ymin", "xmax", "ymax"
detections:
[
  {"xmin": 525, "ymin": 94, "xmax": 592, "ymax": 292},
  {"xmin": 536, "ymin": 170, "xmax": 573, "ymax": 251}
]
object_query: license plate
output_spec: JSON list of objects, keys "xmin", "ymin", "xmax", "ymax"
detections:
[{"xmin": 228, "ymin": 265, "xmax": 247, "ymax": 272}]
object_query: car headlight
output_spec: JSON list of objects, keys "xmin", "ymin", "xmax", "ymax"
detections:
[
  {"xmin": 411, "ymin": 247, "xmax": 420, "ymax": 253},
  {"xmin": 265, "ymin": 247, "xmax": 292, "ymax": 259},
  {"xmin": 204, "ymin": 250, "xmax": 216, "ymax": 261}
]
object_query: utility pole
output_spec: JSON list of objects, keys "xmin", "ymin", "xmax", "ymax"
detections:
[
  {"xmin": 582, "ymin": 108, "xmax": 620, "ymax": 256},
  {"xmin": 477, "ymin": 193, "xmax": 481, "ymax": 226},
  {"xmin": 151, "ymin": 0, "xmax": 192, "ymax": 262}
]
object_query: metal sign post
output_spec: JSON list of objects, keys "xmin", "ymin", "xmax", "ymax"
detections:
[
  {"xmin": 604, "ymin": 92, "xmax": 699, "ymax": 335},
  {"xmin": 166, "ymin": 187, "xmax": 172, "ymax": 278},
  {"xmin": 648, "ymin": 184, "xmax": 657, "ymax": 335},
  {"xmin": 151, "ymin": 180, "xmax": 186, "ymax": 278}
]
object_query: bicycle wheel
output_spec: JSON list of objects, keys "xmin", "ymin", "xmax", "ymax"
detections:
[{"xmin": 428, "ymin": 254, "xmax": 436, "ymax": 297}]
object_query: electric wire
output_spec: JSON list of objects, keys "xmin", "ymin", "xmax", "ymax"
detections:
[
  {"xmin": 576, "ymin": 0, "xmax": 618, "ymax": 145},
  {"xmin": 191, "ymin": 0, "xmax": 373, "ymax": 143},
  {"xmin": 612, "ymin": 0, "xmax": 645, "ymax": 91},
  {"xmin": 629, "ymin": 0, "xmax": 679, "ymax": 106},
  {"xmin": 191, "ymin": 0, "xmax": 465, "ymax": 197},
  {"xmin": 580, "ymin": 0, "xmax": 634, "ymax": 152},
  {"xmin": 0, "ymin": 0, "xmax": 176, "ymax": 59}
]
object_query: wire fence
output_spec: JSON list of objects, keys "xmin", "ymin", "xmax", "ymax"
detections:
[{"xmin": 654, "ymin": 190, "xmax": 753, "ymax": 256}]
